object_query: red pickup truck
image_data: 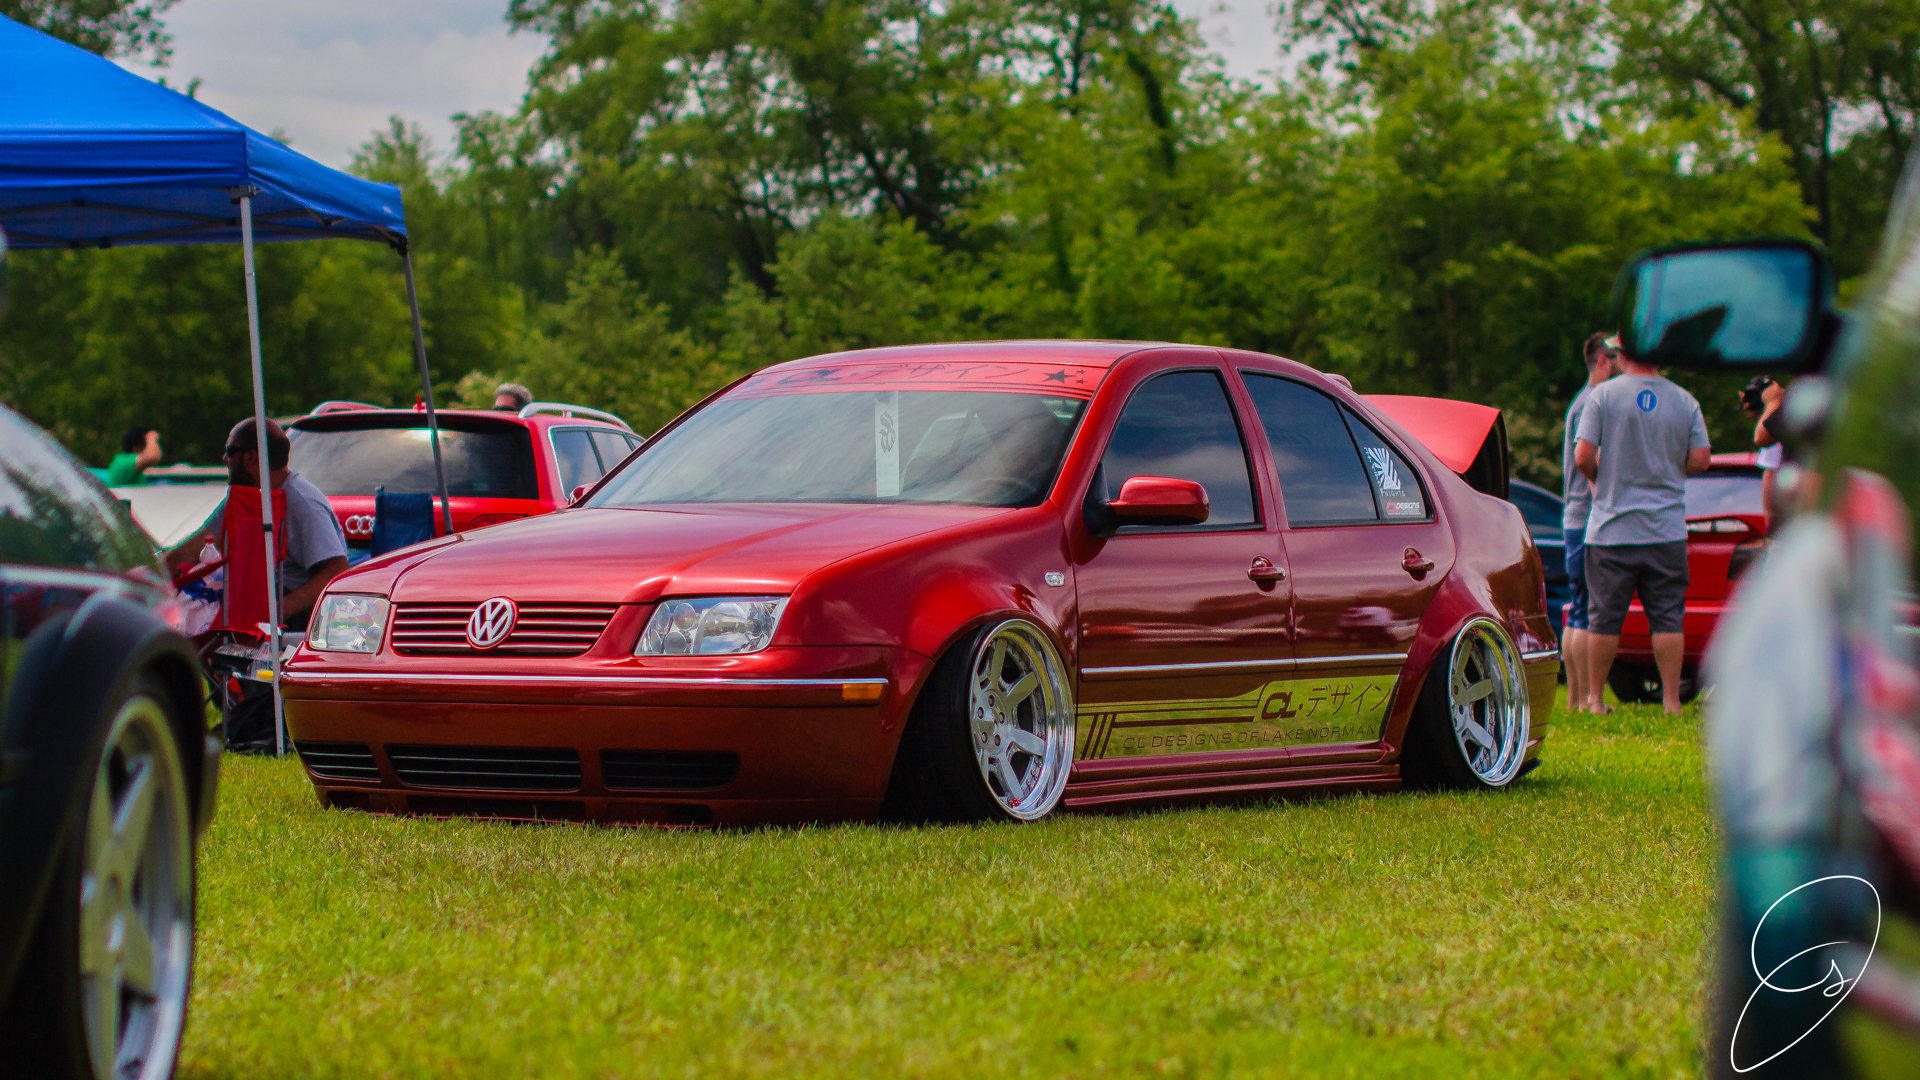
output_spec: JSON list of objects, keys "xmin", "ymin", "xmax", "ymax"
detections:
[{"xmin": 287, "ymin": 400, "xmax": 642, "ymax": 557}]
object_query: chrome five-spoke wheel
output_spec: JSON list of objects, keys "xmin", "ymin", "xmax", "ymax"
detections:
[
  {"xmin": 80, "ymin": 693, "xmax": 195, "ymax": 1080},
  {"xmin": 967, "ymin": 620, "xmax": 1075, "ymax": 820},
  {"xmin": 1444, "ymin": 619, "xmax": 1530, "ymax": 787}
]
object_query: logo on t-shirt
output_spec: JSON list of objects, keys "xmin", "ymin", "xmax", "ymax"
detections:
[{"xmin": 1637, "ymin": 389, "xmax": 1657, "ymax": 412}]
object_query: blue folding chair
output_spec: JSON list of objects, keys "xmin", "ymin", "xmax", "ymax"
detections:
[{"xmin": 371, "ymin": 488, "xmax": 437, "ymax": 556}]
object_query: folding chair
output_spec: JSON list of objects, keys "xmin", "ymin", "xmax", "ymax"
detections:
[
  {"xmin": 200, "ymin": 485, "xmax": 287, "ymax": 753},
  {"xmin": 372, "ymin": 487, "xmax": 436, "ymax": 556}
]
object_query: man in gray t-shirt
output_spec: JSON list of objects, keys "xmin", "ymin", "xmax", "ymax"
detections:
[
  {"xmin": 1560, "ymin": 331, "xmax": 1619, "ymax": 713},
  {"xmin": 1574, "ymin": 353, "xmax": 1711, "ymax": 713}
]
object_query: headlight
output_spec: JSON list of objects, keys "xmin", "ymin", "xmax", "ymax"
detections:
[
  {"xmin": 307, "ymin": 594, "xmax": 390, "ymax": 653},
  {"xmin": 637, "ymin": 597, "xmax": 788, "ymax": 656}
]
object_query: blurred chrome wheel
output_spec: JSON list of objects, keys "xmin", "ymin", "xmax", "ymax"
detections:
[
  {"xmin": 79, "ymin": 692, "xmax": 195, "ymax": 1080},
  {"xmin": 1446, "ymin": 620, "xmax": 1529, "ymax": 787}
]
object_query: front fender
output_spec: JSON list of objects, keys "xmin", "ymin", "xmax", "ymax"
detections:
[{"xmin": 0, "ymin": 596, "xmax": 207, "ymax": 1000}]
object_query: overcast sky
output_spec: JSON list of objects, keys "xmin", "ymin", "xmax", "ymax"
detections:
[{"xmin": 117, "ymin": 0, "xmax": 1285, "ymax": 169}]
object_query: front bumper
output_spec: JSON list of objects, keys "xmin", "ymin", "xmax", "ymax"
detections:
[{"xmin": 280, "ymin": 644, "xmax": 930, "ymax": 826}]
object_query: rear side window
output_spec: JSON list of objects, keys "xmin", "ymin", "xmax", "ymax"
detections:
[
  {"xmin": 590, "ymin": 431, "xmax": 639, "ymax": 472},
  {"xmin": 1345, "ymin": 412, "xmax": 1428, "ymax": 520},
  {"xmin": 551, "ymin": 429, "xmax": 604, "ymax": 495},
  {"xmin": 289, "ymin": 426, "xmax": 539, "ymax": 499},
  {"xmin": 1100, "ymin": 370, "xmax": 1258, "ymax": 528},
  {"xmin": 1242, "ymin": 374, "xmax": 1376, "ymax": 525}
]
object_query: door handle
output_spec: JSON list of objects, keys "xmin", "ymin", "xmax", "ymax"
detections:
[
  {"xmin": 1248, "ymin": 557, "xmax": 1287, "ymax": 588},
  {"xmin": 1402, "ymin": 547, "xmax": 1435, "ymax": 575}
]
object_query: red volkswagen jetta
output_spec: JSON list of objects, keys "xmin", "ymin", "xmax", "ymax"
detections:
[{"xmin": 281, "ymin": 341, "xmax": 1559, "ymax": 825}]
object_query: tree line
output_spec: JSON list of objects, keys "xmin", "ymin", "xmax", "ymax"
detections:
[{"xmin": 3, "ymin": 0, "xmax": 1914, "ymax": 487}]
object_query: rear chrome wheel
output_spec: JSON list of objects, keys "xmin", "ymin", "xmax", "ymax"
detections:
[
  {"xmin": 1404, "ymin": 618, "xmax": 1531, "ymax": 790},
  {"xmin": 966, "ymin": 620, "xmax": 1074, "ymax": 820},
  {"xmin": 79, "ymin": 693, "xmax": 195, "ymax": 1080},
  {"xmin": 1445, "ymin": 620, "xmax": 1529, "ymax": 787}
]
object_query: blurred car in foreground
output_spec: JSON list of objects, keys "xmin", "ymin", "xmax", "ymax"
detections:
[
  {"xmin": 1605, "ymin": 219, "xmax": 1920, "ymax": 1072},
  {"xmin": 1606, "ymin": 452, "xmax": 1769, "ymax": 704},
  {"xmin": 0, "ymin": 404, "xmax": 217, "ymax": 1080},
  {"xmin": 286, "ymin": 400, "xmax": 642, "ymax": 557},
  {"xmin": 281, "ymin": 340, "xmax": 1558, "ymax": 827}
]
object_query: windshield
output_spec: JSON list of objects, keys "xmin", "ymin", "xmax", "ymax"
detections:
[
  {"xmin": 1685, "ymin": 468, "xmax": 1763, "ymax": 517},
  {"xmin": 590, "ymin": 391, "xmax": 1086, "ymax": 507},
  {"xmin": 288, "ymin": 426, "xmax": 539, "ymax": 499},
  {"xmin": 1507, "ymin": 484, "xmax": 1563, "ymax": 540}
]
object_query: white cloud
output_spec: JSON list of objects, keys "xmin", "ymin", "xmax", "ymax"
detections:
[
  {"xmin": 1171, "ymin": 0, "xmax": 1284, "ymax": 87},
  {"xmin": 115, "ymin": 0, "xmax": 547, "ymax": 167}
]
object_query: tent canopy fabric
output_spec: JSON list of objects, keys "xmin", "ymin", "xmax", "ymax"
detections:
[{"xmin": 0, "ymin": 15, "xmax": 406, "ymax": 249}]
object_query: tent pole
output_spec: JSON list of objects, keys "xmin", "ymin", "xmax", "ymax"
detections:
[
  {"xmin": 238, "ymin": 193, "xmax": 286, "ymax": 757},
  {"xmin": 401, "ymin": 246, "xmax": 453, "ymax": 535}
]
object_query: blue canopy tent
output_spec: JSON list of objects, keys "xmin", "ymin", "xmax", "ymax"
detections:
[{"xmin": 0, "ymin": 14, "xmax": 456, "ymax": 754}]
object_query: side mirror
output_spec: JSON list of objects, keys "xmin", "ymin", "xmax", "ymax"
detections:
[
  {"xmin": 1610, "ymin": 238, "xmax": 1835, "ymax": 373},
  {"xmin": 568, "ymin": 484, "xmax": 590, "ymax": 506},
  {"xmin": 1105, "ymin": 475, "xmax": 1210, "ymax": 528}
]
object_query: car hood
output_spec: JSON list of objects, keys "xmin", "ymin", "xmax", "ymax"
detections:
[{"xmin": 389, "ymin": 502, "xmax": 1009, "ymax": 603}]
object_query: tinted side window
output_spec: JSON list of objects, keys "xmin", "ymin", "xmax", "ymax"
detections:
[
  {"xmin": 589, "ymin": 431, "xmax": 637, "ymax": 473},
  {"xmin": 1342, "ymin": 409, "xmax": 1428, "ymax": 520},
  {"xmin": 0, "ymin": 406, "xmax": 153, "ymax": 570},
  {"xmin": 551, "ymin": 429, "xmax": 603, "ymax": 494},
  {"xmin": 1101, "ymin": 371, "xmax": 1257, "ymax": 527},
  {"xmin": 1242, "ymin": 374, "xmax": 1376, "ymax": 525}
]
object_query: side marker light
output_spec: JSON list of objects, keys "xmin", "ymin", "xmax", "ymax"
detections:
[{"xmin": 842, "ymin": 682, "xmax": 884, "ymax": 702}]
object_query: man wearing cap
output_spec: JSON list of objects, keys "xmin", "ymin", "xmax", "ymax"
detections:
[
  {"xmin": 1560, "ymin": 332, "xmax": 1620, "ymax": 713},
  {"xmin": 1574, "ymin": 339, "xmax": 1712, "ymax": 714}
]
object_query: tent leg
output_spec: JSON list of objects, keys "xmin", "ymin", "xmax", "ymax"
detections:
[
  {"xmin": 402, "ymin": 248, "xmax": 453, "ymax": 535},
  {"xmin": 238, "ymin": 194, "xmax": 286, "ymax": 758}
]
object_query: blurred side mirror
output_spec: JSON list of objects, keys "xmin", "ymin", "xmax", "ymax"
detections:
[
  {"xmin": 569, "ymin": 484, "xmax": 590, "ymax": 505},
  {"xmin": 1610, "ymin": 239, "xmax": 1835, "ymax": 373}
]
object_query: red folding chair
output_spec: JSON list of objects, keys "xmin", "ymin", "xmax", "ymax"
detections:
[{"xmin": 197, "ymin": 486, "xmax": 288, "ymax": 752}]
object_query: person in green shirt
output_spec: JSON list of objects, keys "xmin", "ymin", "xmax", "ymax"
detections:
[{"xmin": 102, "ymin": 425, "xmax": 162, "ymax": 486}]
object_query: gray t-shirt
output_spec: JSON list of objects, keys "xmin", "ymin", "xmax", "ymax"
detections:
[
  {"xmin": 278, "ymin": 472, "xmax": 348, "ymax": 595},
  {"xmin": 1562, "ymin": 383, "xmax": 1594, "ymax": 531},
  {"xmin": 1574, "ymin": 374, "xmax": 1710, "ymax": 545}
]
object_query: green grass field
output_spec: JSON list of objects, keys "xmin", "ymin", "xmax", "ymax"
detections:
[{"xmin": 178, "ymin": 695, "xmax": 1712, "ymax": 1079}]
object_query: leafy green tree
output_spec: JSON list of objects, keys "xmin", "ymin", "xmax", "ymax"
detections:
[{"xmin": 1, "ymin": 0, "xmax": 176, "ymax": 60}]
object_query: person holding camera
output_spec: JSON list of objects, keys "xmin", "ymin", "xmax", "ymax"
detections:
[{"xmin": 1741, "ymin": 376, "xmax": 1786, "ymax": 526}]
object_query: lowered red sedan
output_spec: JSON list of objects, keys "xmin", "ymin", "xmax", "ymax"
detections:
[{"xmin": 281, "ymin": 342, "xmax": 1560, "ymax": 826}]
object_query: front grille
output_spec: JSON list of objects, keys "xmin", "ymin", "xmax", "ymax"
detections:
[
  {"xmin": 601, "ymin": 750, "xmax": 741, "ymax": 791},
  {"xmin": 389, "ymin": 602, "xmax": 619, "ymax": 657},
  {"xmin": 385, "ymin": 745, "xmax": 582, "ymax": 791},
  {"xmin": 295, "ymin": 741, "xmax": 381, "ymax": 782}
]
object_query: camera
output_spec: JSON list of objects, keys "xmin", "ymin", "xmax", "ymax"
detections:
[{"xmin": 1740, "ymin": 376, "xmax": 1773, "ymax": 413}]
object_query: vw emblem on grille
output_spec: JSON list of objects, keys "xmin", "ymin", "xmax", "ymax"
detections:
[{"xmin": 466, "ymin": 597, "xmax": 518, "ymax": 650}]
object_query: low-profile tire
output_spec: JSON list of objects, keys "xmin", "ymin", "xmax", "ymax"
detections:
[
  {"xmin": 2, "ymin": 675, "xmax": 197, "ymax": 1080},
  {"xmin": 1606, "ymin": 662, "xmax": 1699, "ymax": 705},
  {"xmin": 1402, "ymin": 618, "xmax": 1531, "ymax": 791},
  {"xmin": 881, "ymin": 619, "xmax": 1076, "ymax": 823}
]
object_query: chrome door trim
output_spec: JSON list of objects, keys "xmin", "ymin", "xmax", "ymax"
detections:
[{"xmin": 1079, "ymin": 652, "xmax": 1406, "ymax": 680}]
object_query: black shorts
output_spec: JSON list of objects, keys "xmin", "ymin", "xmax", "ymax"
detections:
[{"xmin": 1585, "ymin": 540, "xmax": 1689, "ymax": 635}]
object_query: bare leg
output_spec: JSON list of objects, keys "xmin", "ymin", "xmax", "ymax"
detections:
[
  {"xmin": 1564, "ymin": 626, "xmax": 1588, "ymax": 713},
  {"xmin": 1652, "ymin": 632, "xmax": 1686, "ymax": 714},
  {"xmin": 1587, "ymin": 632, "xmax": 1620, "ymax": 712}
]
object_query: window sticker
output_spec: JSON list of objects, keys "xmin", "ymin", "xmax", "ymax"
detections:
[
  {"xmin": 1362, "ymin": 446, "xmax": 1402, "ymax": 493},
  {"xmin": 874, "ymin": 391, "xmax": 900, "ymax": 497}
]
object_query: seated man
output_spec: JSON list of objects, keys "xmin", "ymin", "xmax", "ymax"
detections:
[{"xmin": 166, "ymin": 418, "xmax": 349, "ymax": 632}]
